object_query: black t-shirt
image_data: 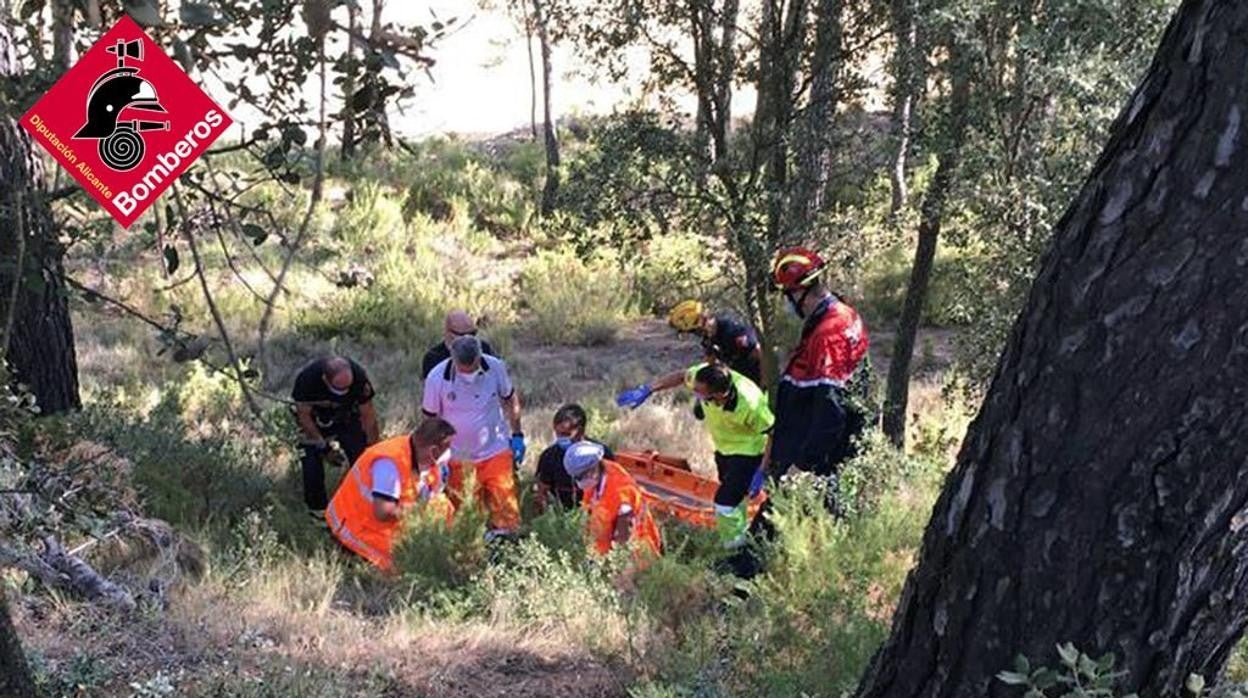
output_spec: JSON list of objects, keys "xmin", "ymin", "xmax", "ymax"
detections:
[
  {"xmin": 420, "ymin": 339, "xmax": 497, "ymax": 380},
  {"xmin": 702, "ymin": 314, "xmax": 762, "ymax": 385},
  {"xmin": 537, "ymin": 439, "xmax": 615, "ymax": 510},
  {"xmin": 291, "ymin": 358, "xmax": 375, "ymax": 427}
]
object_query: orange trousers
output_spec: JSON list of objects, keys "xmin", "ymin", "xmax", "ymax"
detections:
[{"xmin": 448, "ymin": 450, "xmax": 520, "ymax": 533}]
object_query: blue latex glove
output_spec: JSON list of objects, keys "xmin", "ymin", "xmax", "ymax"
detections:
[
  {"xmin": 748, "ymin": 466, "xmax": 767, "ymax": 498},
  {"xmin": 510, "ymin": 433, "xmax": 527, "ymax": 465},
  {"xmin": 616, "ymin": 384, "xmax": 654, "ymax": 409}
]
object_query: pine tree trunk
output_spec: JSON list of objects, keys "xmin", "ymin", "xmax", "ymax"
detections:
[
  {"xmin": 881, "ymin": 45, "xmax": 971, "ymax": 448},
  {"xmin": 0, "ymin": 586, "xmax": 35, "ymax": 698},
  {"xmin": 532, "ymin": 0, "xmax": 560, "ymax": 216},
  {"xmin": 857, "ymin": 2, "xmax": 1248, "ymax": 695},
  {"xmin": 0, "ymin": 11, "xmax": 80, "ymax": 415}
]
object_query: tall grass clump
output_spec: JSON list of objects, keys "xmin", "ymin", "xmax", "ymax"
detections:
[{"xmin": 519, "ymin": 248, "xmax": 633, "ymax": 346}]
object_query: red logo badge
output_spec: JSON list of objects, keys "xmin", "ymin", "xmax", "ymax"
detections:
[{"xmin": 20, "ymin": 16, "xmax": 233, "ymax": 228}]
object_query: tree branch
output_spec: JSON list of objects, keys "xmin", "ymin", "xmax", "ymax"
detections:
[
  {"xmin": 172, "ymin": 186, "xmax": 266, "ymax": 422},
  {"xmin": 257, "ymin": 32, "xmax": 329, "ymax": 373}
]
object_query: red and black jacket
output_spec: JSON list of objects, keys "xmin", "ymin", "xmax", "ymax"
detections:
[{"xmin": 771, "ymin": 296, "xmax": 869, "ymax": 468}]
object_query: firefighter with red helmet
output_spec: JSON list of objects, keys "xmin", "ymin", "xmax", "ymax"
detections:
[{"xmin": 767, "ymin": 246, "xmax": 872, "ymax": 506}]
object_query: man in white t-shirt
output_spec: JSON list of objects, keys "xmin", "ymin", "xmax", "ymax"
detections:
[{"xmin": 421, "ymin": 336, "xmax": 525, "ymax": 537}]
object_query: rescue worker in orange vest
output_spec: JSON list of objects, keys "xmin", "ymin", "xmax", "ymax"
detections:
[
  {"xmin": 563, "ymin": 441, "xmax": 662, "ymax": 560},
  {"xmin": 325, "ymin": 418, "xmax": 457, "ymax": 572}
]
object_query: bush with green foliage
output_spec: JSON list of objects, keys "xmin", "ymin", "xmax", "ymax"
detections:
[
  {"xmin": 391, "ymin": 475, "xmax": 492, "ymax": 601},
  {"xmin": 298, "ymin": 189, "xmax": 514, "ymax": 346},
  {"xmin": 518, "ymin": 248, "xmax": 634, "ymax": 346},
  {"xmin": 997, "ymin": 644, "xmax": 1248, "ymax": 698}
]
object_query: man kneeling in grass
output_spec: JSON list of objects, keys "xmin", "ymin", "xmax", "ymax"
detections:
[
  {"xmin": 563, "ymin": 441, "xmax": 662, "ymax": 561},
  {"xmin": 326, "ymin": 418, "xmax": 457, "ymax": 571}
]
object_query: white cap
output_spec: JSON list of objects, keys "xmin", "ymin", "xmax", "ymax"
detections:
[{"xmin": 563, "ymin": 441, "xmax": 605, "ymax": 478}]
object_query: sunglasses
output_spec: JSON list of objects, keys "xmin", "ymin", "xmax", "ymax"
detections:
[{"xmin": 449, "ymin": 329, "xmax": 478, "ymax": 338}]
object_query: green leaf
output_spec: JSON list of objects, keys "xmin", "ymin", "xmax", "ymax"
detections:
[
  {"xmin": 122, "ymin": 0, "xmax": 164, "ymax": 27},
  {"xmin": 1014, "ymin": 655, "xmax": 1031, "ymax": 675},
  {"xmin": 180, "ymin": 2, "xmax": 221, "ymax": 26},
  {"xmin": 1056, "ymin": 643, "xmax": 1079, "ymax": 668},
  {"xmin": 242, "ymin": 224, "xmax": 268, "ymax": 246},
  {"xmin": 996, "ymin": 671, "xmax": 1030, "ymax": 686},
  {"xmin": 1032, "ymin": 669, "xmax": 1059, "ymax": 690},
  {"xmin": 1078, "ymin": 654, "xmax": 1098, "ymax": 678},
  {"xmin": 1185, "ymin": 674, "xmax": 1206, "ymax": 696},
  {"xmin": 163, "ymin": 244, "xmax": 179, "ymax": 275},
  {"xmin": 172, "ymin": 38, "xmax": 193, "ymax": 72}
]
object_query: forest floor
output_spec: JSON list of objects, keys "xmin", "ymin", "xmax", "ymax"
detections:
[{"xmin": 10, "ymin": 308, "xmax": 957, "ymax": 696}]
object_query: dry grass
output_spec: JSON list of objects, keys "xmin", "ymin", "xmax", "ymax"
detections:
[{"xmin": 13, "ymin": 547, "xmax": 627, "ymax": 697}]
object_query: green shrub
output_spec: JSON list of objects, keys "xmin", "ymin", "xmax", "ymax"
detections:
[
  {"xmin": 839, "ymin": 429, "xmax": 943, "ymax": 518},
  {"xmin": 518, "ymin": 248, "xmax": 633, "ymax": 346},
  {"xmin": 296, "ymin": 217, "xmax": 513, "ymax": 346},
  {"xmin": 391, "ymin": 475, "xmax": 491, "ymax": 599},
  {"xmin": 68, "ymin": 389, "xmax": 278, "ymax": 531},
  {"xmin": 629, "ymin": 232, "xmax": 730, "ymax": 315},
  {"xmin": 859, "ymin": 242, "xmax": 975, "ymax": 328}
]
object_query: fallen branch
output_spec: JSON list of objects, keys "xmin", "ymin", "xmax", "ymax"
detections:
[{"xmin": 0, "ymin": 538, "xmax": 135, "ymax": 612}]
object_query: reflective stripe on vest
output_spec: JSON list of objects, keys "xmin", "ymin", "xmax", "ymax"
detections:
[
  {"xmin": 327, "ymin": 501, "xmax": 386, "ymax": 566},
  {"xmin": 352, "ymin": 466, "xmax": 373, "ymax": 502}
]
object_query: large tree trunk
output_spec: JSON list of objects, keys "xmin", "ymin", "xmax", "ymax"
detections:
[
  {"xmin": 786, "ymin": 0, "xmax": 844, "ymax": 240},
  {"xmin": 0, "ymin": 586, "xmax": 35, "ymax": 698},
  {"xmin": 881, "ymin": 44, "xmax": 971, "ymax": 448},
  {"xmin": 857, "ymin": 2, "xmax": 1248, "ymax": 695},
  {"xmin": 0, "ymin": 11, "xmax": 80, "ymax": 414},
  {"xmin": 532, "ymin": 0, "xmax": 560, "ymax": 216}
]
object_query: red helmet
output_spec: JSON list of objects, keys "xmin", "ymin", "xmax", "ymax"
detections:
[{"xmin": 771, "ymin": 247, "xmax": 827, "ymax": 290}]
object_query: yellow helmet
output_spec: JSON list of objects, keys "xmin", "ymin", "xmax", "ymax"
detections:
[{"xmin": 668, "ymin": 300, "xmax": 705, "ymax": 333}]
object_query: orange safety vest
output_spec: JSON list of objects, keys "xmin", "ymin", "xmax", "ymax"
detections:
[
  {"xmin": 326, "ymin": 435, "xmax": 418, "ymax": 571},
  {"xmin": 582, "ymin": 461, "xmax": 662, "ymax": 559}
]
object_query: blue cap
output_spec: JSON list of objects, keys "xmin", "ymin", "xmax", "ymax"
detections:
[{"xmin": 563, "ymin": 441, "xmax": 605, "ymax": 478}]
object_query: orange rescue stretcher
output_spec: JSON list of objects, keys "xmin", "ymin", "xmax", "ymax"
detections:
[{"xmin": 611, "ymin": 450, "xmax": 767, "ymax": 529}]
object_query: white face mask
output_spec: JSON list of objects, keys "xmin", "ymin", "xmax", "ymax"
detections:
[{"xmin": 325, "ymin": 380, "xmax": 350, "ymax": 396}]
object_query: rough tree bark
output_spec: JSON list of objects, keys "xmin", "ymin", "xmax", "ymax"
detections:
[
  {"xmin": 531, "ymin": 0, "xmax": 560, "ymax": 216},
  {"xmin": 0, "ymin": 10, "xmax": 80, "ymax": 414},
  {"xmin": 856, "ymin": 2, "xmax": 1248, "ymax": 695},
  {"xmin": 786, "ymin": 0, "xmax": 844, "ymax": 240},
  {"xmin": 0, "ymin": 586, "xmax": 35, "ymax": 697},
  {"xmin": 881, "ymin": 43, "xmax": 970, "ymax": 448}
]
